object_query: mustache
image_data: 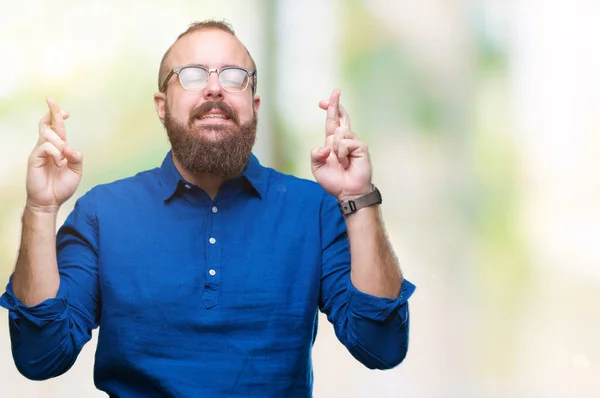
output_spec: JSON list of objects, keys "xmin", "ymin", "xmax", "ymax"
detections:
[{"xmin": 189, "ymin": 101, "xmax": 240, "ymax": 125}]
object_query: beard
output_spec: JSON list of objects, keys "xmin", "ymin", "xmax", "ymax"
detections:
[{"xmin": 164, "ymin": 100, "xmax": 258, "ymax": 178}]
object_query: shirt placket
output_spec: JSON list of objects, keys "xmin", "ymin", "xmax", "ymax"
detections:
[{"xmin": 202, "ymin": 204, "xmax": 221, "ymax": 308}]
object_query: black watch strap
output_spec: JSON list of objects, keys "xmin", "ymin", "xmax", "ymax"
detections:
[{"xmin": 338, "ymin": 186, "xmax": 382, "ymax": 215}]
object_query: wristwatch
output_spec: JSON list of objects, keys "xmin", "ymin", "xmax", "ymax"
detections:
[{"xmin": 338, "ymin": 185, "xmax": 382, "ymax": 215}]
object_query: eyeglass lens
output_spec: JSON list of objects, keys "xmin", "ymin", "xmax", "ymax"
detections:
[{"xmin": 179, "ymin": 67, "xmax": 249, "ymax": 92}]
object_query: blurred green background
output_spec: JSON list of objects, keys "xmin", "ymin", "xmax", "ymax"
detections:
[{"xmin": 1, "ymin": 0, "xmax": 599, "ymax": 397}]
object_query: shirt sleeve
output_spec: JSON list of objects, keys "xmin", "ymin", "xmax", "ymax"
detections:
[
  {"xmin": 318, "ymin": 195, "xmax": 416, "ymax": 370},
  {"xmin": 0, "ymin": 191, "xmax": 101, "ymax": 380}
]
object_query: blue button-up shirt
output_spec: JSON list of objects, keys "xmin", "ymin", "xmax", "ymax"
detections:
[{"xmin": 1, "ymin": 152, "xmax": 415, "ymax": 397}]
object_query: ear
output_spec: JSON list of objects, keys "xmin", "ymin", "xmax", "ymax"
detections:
[
  {"xmin": 154, "ymin": 92, "xmax": 167, "ymax": 123},
  {"xmin": 253, "ymin": 95, "xmax": 261, "ymax": 115}
]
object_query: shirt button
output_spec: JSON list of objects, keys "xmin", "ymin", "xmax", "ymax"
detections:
[
  {"xmin": 184, "ymin": 184, "xmax": 191, "ymax": 190},
  {"xmin": 209, "ymin": 269, "xmax": 216, "ymax": 276},
  {"xmin": 209, "ymin": 237, "xmax": 216, "ymax": 244},
  {"xmin": 212, "ymin": 206, "xmax": 218, "ymax": 213}
]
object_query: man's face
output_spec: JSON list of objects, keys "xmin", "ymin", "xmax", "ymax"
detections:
[{"xmin": 155, "ymin": 29, "xmax": 261, "ymax": 177}]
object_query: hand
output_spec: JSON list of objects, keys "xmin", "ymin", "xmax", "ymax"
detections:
[
  {"xmin": 26, "ymin": 98, "xmax": 83, "ymax": 214},
  {"xmin": 311, "ymin": 89, "xmax": 372, "ymax": 202}
]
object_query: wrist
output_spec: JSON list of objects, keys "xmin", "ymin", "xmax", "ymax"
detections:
[
  {"xmin": 337, "ymin": 185, "xmax": 374, "ymax": 203},
  {"xmin": 338, "ymin": 185, "xmax": 382, "ymax": 216},
  {"xmin": 25, "ymin": 201, "xmax": 61, "ymax": 216}
]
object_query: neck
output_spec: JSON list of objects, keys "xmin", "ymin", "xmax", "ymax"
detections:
[{"xmin": 171, "ymin": 154, "xmax": 236, "ymax": 200}]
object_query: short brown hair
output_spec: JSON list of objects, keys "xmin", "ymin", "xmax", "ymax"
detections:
[{"xmin": 158, "ymin": 20, "xmax": 258, "ymax": 95}]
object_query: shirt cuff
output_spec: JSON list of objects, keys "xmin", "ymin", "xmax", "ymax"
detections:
[
  {"xmin": 0, "ymin": 277, "xmax": 68, "ymax": 328},
  {"xmin": 346, "ymin": 278, "xmax": 416, "ymax": 322}
]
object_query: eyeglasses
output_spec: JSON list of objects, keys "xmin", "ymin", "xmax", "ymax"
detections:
[{"xmin": 161, "ymin": 65, "xmax": 256, "ymax": 94}]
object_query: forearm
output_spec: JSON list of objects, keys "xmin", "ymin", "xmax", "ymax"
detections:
[
  {"xmin": 345, "ymin": 205, "xmax": 402, "ymax": 299},
  {"xmin": 12, "ymin": 206, "xmax": 61, "ymax": 306}
]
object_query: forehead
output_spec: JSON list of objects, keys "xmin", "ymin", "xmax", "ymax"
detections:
[{"xmin": 169, "ymin": 29, "xmax": 250, "ymax": 68}]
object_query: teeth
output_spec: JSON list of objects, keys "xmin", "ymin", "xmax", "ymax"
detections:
[{"xmin": 201, "ymin": 114, "xmax": 227, "ymax": 119}]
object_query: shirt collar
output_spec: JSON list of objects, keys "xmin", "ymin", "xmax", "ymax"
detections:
[
  {"xmin": 158, "ymin": 151, "xmax": 267, "ymax": 201},
  {"xmin": 240, "ymin": 152, "xmax": 266, "ymax": 199}
]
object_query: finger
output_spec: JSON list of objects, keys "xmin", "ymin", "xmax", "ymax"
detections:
[
  {"xmin": 325, "ymin": 89, "xmax": 341, "ymax": 137},
  {"xmin": 310, "ymin": 146, "xmax": 331, "ymax": 169},
  {"xmin": 46, "ymin": 97, "xmax": 67, "ymax": 140},
  {"xmin": 38, "ymin": 112, "xmax": 51, "ymax": 134},
  {"xmin": 319, "ymin": 100, "xmax": 329, "ymax": 110},
  {"xmin": 325, "ymin": 134, "xmax": 334, "ymax": 148},
  {"xmin": 63, "ymin": 146, "xmax": 83, "ymax": 174},
  {"xmin": 337, "ymin": 138, "xmax": 365, "ymax": 169},
  {"xmin": 331, "ymin": 126, "xmax": 356, "ymax": 153},
  {"xmin": 31, "ymin": 141, "xmax": 65, "ymax": 168},
  {"xmin": 39, "ymin": 110, "xmax": 70, "ymax": 135},
  {"xmin": 337, "ymin": 140, "xmax": 351, "ymax": 169},
  {"xmin": 38, "ymin": 126, "xmax": 67, "ymax": 152},
  {"xmin": 332, "ymin": 127, "xmax": 343, "ymax": 155},
  {"xmin": 339, "ymin": 105, "xmax": 351, "ymax": 130}
]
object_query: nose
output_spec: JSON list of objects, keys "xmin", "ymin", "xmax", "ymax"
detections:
[{"xmin": 203, "ymin": 69, "xmax": 223, "ymax": 100}]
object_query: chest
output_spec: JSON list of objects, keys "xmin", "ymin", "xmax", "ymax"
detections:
[{"xmin": 95, "ymin": 204, "xmax": 322, "ymax": 333}]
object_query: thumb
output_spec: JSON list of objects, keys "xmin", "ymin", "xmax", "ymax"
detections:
[{"xmin": 311, "ymin": 147, "xmax": 330, "ymax": 168}]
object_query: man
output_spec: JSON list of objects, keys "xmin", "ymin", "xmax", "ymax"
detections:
[{"xmin": 1, "ymin": 20, "xmax": 415, "ymax": 397}]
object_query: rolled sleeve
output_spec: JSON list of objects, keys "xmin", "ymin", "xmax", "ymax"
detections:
[
  {"xmin": 343, "ymin": 279, "xmax": 415, "ymax": 369},
  {"xmin": 0, "ymin": 278, "xmax": 76, "ymax": 380},
  {"xmin": 1, "ymin": 278, "xmax": 68, "ymax": 329},
  {"xmin": 346, "ymin": 278, "xmax": 416, "ymax": 322}
]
